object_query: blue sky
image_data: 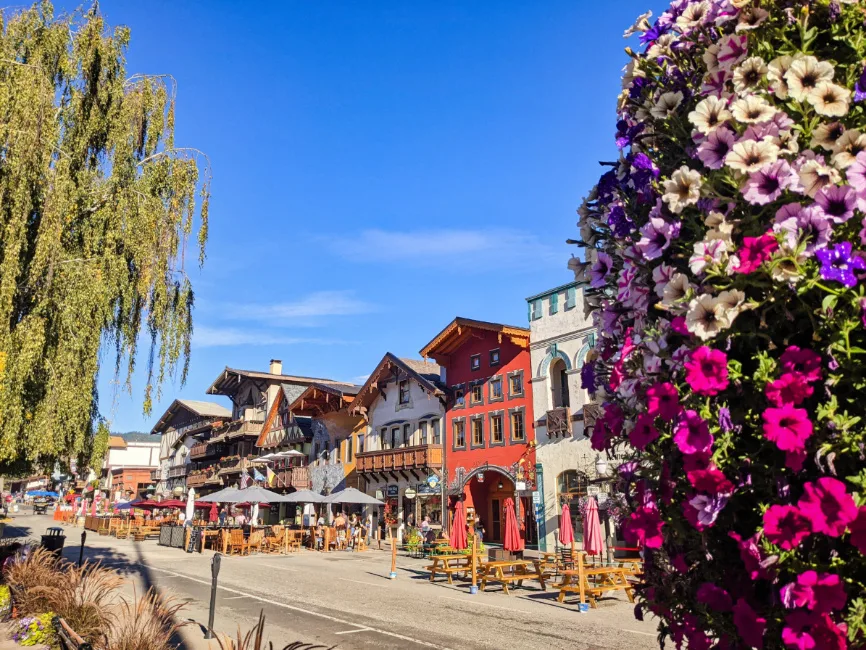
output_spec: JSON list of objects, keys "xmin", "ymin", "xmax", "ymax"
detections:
[{"xmin": 70, "ymin": 0, "xmax": 663, "ymax": 431}]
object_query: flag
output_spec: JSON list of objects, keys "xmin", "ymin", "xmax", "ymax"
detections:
[
  {"xmin": 240, "ymin": 470, "xmax": 250, "ymax": 489},
  {"xmin": 266, "ymin": 466, "xmax": 275, "ymax": 487},
  {"xmin": 253, "ymin": 468, "xmax": 265, "ymax": 483}
]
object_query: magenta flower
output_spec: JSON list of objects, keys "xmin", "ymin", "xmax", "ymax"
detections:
[
  {"xmin": 623, "ymin": 506, "xmax": 664, "ymax": 549},
  {"xmin": 729, "ymin": 531, "xmax": 775, "ymax": 581},
  {"xmin": 742, "ymin": 160, "xmax": 799, "ymax": 205},
  {"xmin": 780, "ymin": 346, "xmax": 822, "ymax": 382},
  {"xmin": 687, "ymin": 465, "xmax": 735, "ymax": 496},
  {"xmin": 590, "ymin": 419, "xmax": 613, "ymax": 452},
  {"xmin": 629, "ymin": 413, "xmax": 660, "ymax": 450},
  {"xmin": 779, "ymin": 571, "xmax": 847, "ymax": 614},
  {"xmin": 684, "ymin": 346, "xmax": 729, "ymax": 395},
  {"xmin": 763, "ymin": 504, "xmax": 811, "ymax": 550},
  {"xmin": 646, "ymin": 381, "xmax": 680, "ymax": 421},
  {"xmin": 765, "ymin": 372, "xmax": 813, "ymax": 407},
  {"xmin": 816, "ymin": 241, "xmax": 866, "ymax": 288},
  {"xmin": 734, "ymin": 231, "xmax": 778, "ymax": 274},
  {"xmin": 782, "ymin": 612, "xmax": 848, "ymax": 650},
  {"xmin": 697, "ymin": 127, "xmax": 736, "ymax": 169},
  {"xmin": 850, "ymin": 506, "xmax": 866, "ymax": 553},
  {"xmin": 814, "ymin": 184, "xmax": 856, "ymax": 223},
  {"xmin": 674, "ymin": 410, "xmax": 713, "ymax": 455},
  {"xmin": 798, "ymin": 477, "xmax": 859, "ymax": 537},
  {"xmin": 762, "ymin": 404, "xmax": 812, "ymax": 452},
  {"xmin": 696, "ymin": 583, "xmax": 732, "ymax": 612},
  {"xmin": 732, "ymin": 599, "xmax": 766, "ymax": 649}
]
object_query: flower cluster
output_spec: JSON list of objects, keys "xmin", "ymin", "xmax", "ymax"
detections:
[
  {"xmin": 12, "ymin": 613, "xmax": 54, "ymax": 646},
  {"xmin": 575, "ymin": 1, "xmax": 866, "ymax": 647}
]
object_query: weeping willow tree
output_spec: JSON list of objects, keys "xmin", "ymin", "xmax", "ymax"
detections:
[{"xmin": 0, "ymin": 2, "xmax": 210, "ymax": 474}]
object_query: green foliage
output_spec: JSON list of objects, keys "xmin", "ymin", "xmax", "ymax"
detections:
[
  {"xmin": 13, "ymin": 612, "xmax": 55, "ymax": 646},
  {"xmin": 0, "ymin": 2, "xmax": 210, "ymax": 472}
]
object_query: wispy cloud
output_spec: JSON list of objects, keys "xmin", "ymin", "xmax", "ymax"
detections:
[
  {"xmin": 213, "ymin": 291, "xmax": 377, "ymax": 327},
  {"xmin": 192, "ymin": 326, "xmax": 353, "ymax": 349},
  {"xmin": 325, "ymin": 228, "xmax": 560, "ymax": 270}
]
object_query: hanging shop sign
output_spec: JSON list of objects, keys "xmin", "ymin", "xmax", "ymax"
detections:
[
  {"xmin": 404, "ymin": 488, "xmax": 416, "ymax": 500},
  {"xmin": 386, "ymin": 485, "xmax": 399, "ymax": 498},
  {"xmin": 426, "ymin": 475, "xmax": 440, "ymax": 489}
]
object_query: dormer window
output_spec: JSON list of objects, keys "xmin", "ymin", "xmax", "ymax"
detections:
[{"xmin": 398, "ymin": 380, "xmax": 410, "ymax": 405}]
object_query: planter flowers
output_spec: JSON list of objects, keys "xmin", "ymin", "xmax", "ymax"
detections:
[{"xmin": 577, "ymin": 1, "xmax": 866, "ymax": 647}]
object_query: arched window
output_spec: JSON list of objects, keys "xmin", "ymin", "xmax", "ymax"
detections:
[
  {"xmin": 557, "ymin": 470, "xmax": 589, "ymax": 543},
  {"xmin": 550, "ymin": 358, "xmax": 571, "ymax": 409}
]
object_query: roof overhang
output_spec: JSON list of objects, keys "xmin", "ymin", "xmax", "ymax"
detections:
[
  {"xmin": 419, "ymin": 317, "xmax": 530, "ymax": 362},
  {"xmin": 289, "ymin": 383, "xmax": 357, "ymax": 416}
]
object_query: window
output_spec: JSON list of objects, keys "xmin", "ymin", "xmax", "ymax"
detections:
[
  {"xmin": 529, "ymin": 298, "xmax": 543, "ymax": 321},
  {"xmin": 489, "ymin": 349, "xmax": 500, "ymax": 366},
  {"xmin": 550, "ymin": 292, "xmax": 559, "ymax": 315},
  {"xmin": 453, "ymin": 420, "xmax": 466, "ymax": 448},
  {"xmin": 346, "ymin": 436, "xmax": 353, "ymax": 462},
  {"xmin": 391, "ymin": 427, "xmax": 400, "ymax": 449},
  {"xmin": 558, "ymin": 470, "xmax": 589, "ymax": 537},
  {"xmin": 511, "ymin": 409, "xmax": 526, "ymax": 441},
  {"xmin": 565, "ymin": 286, "xmax": 577, "ymax": 310},
  {"xmin": 357, "ymin": 434, "xmax": 365, "ymax": 454},
  {"xmin": 314, "ymin": 442, "xmax": 321, "ymax": 459},
  {"xmin": 454, "ymin": 386, "xmax": 465, "ymax": 408},
  {"xmin": 399, "ymin": 380, "xmax": 410, "ymax": 405},
  {"xmin": 432, "ymin": 419, "xmax": 441, "ymax": 445},
  {"xmin": 403, "ymin": 423, "xmax": 411, "ymax": 446},
  {"xmin": 490, "ymin": 414, "xmax": 504, "ymax": 444},
  {"xmin": 470, "ymin": 354, "xmax": 481, "ymax": 371},
  {"xmin": 419, "ymin": 420, "xmax": 429, "ymax": 445},
  {"xmin": 471, "ymin": 418, "xmax": 484, "ymax": 447},
  {"xmin": 508, "ymin": 371, "xmax": 524, "ymax": 398},
  {"xmin": 380, "ymin": 427, "xmax": 389, "ymax": 450},
  {"xmin": 489, "ymin": 377, "xmax": 503, "ymax": 402},
  {"xmin": 470, "ymin": 384, "xmax": 483, "ymax": 405}
]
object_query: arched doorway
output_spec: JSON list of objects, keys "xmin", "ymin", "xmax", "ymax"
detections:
[
  {"xmin": 453, "ymin": 465, "xmax": 537, "ymax": 547},
  {"xmin": 558, "ymin": 470, "xmax": 588, "ymax": 544},
  {"xmin": 549, "ymin": 358, "xmax": 571, "ymax": 410}
]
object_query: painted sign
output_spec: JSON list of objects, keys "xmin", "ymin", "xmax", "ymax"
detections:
[
  {"xmin": 532, "ymin": 490, "xmax": 541, "ymax": 504},
  {"xmin": 404, "ymin": 488, "xmax": 417, "ymax": 500},
  {"xmin": 426, "ymin": 475, "xmax": 440, "ymax": 489},
  {"xmin": 386, "ymin": 485, "xmax": 399, "ymax": 498}
]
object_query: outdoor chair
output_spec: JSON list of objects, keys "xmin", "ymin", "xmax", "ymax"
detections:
[
  {"xmin": 247, "ymin": 530, "xmax": 264, "ymax": 554},
  {"xmin": 228, "ymin": 529, "xmax": 247, "ymax": 556},
  {"xmin": 286, "ymin": 530, "xmax": 303, "ymax": 552},
  {"xmin": 264, "ymin": 526, "xmax": 284, "ymax": 553}
]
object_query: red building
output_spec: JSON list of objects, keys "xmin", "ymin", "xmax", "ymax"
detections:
[{"xmin": 420, "ymin": 318, "xmax": 537, "ymax": 546}]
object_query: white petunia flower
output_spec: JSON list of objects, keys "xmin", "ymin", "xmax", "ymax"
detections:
[
  {"xmin": 811, "ymin": 122, "xmax": 846, "ymax": 151},
  {"xmin": 807, "ymin": 81, "xmax": 851, "ymax": 118},
  {"xmin": 725, "ymin": 138, "xmax": 780, "ymax": 173},
  {"xmin": 647, "ymin": 33, "xmax": 677, "ymax": 59},
  {"xmin": 662, "ymin": 273, "xmax": 692, "ymax": 308},
  {"xmin": 736, "ymin": 7, "xmax": 769, "ymax": 31},
  {"xmin": 703, "ymin": 43, "xmax": 721, "ymax": 73},
  {"xmin": 731, "ymin": 95, "xmax": 776, "ymax": 123},
  {"xmin": 732, "ymin": 57, "xmax": 767, "ymax": 94},
  {"xmin": 831, "ymin": 129, "xmax": 866, "ymax": 169},
  {"xmin": 651, "ymin": 91, "xmax": 684, "ymax": 120},
  {"xmin": 676, "ymin": 1, "xmax": 712, "ymax": 31},
  {"xmin": 686, "ymin": 294, "xmax": 731, "ymax": 341},
  {"xmin": 767, "ymin": 55, "xmax": 795, "ymax": 99},
  {"xmin": 689, "ymin": 96, "xmax": 732, "ymax": 134},
  {"xmin": 689, "ymin": 239, "xmax": 729, "ymax": 275},
  {"xmin": 662, "ymin": 166, "xmax": 702, "ymax": 213},
  {"xmin": 623, "ymin": 10, "xmax": 653, "ymax": 37},
  {"xmin": 785, "ymin": 55, "xmax": 834, "ymax": 102},
  {"xmin": 798, "ymin": 157, "xmax": 842, "ymax": 197}
]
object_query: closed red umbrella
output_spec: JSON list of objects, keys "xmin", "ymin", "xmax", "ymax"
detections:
[
  {"xmin": 584, "ymin": 497, "xmax": 604, "ymax": 556},
  {"xmin": 208, "ymin": 503, "xmax": 219, "ymax": 523},
  {"xmin": 451, "ymin": 500, "xmax": 467, "ymax": 550},
  {"xmin": 502, "ymin": 498, "xmax": 524, "ymax": 552},
  {"xmin": 559, "ymin": 503, "xmax": 574, "ymax": 547}
]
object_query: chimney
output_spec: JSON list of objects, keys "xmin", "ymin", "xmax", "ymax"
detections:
[{"xmin": 269, "ymin": 359, "xmax": 282, "ymax": 375}]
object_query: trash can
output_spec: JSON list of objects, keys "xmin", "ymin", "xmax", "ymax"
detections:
[{"xmin": 40, "ymin": 527, "xmax": 65, "ymax": 557}]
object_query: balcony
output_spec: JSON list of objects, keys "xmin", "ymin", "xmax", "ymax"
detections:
[
  {"xmin": 218, "ymin": 457, "xmax": 252, "ymax": 475},
  {"xmin": 355, "ymin": 445, "xmax": 443, "ymax": 474},
  {"xmin": 225, "ymin": 420, "xmax": 265, "ymax": 440},
  {"xmin": 271, "ymin": 466, "xmax": 310, "ymax": 490},
  {"xmin": 546, "ymin": 407, "xmax": 571, "ymax": 437},
  {"xmin": 167, "ymin": 465, "xmax": 188, "ymax": 479},
  {"xmin": 150, "ymin": 469, "xmax": 160, "ymax": 482},
  {"xmin": 189, "ymin": 442, "xmax": 226, "ymax": 460}
]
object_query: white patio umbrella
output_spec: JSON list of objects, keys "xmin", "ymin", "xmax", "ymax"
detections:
[
  {"xmin": 251, "ymin": 502, "xmax": 259, "ymax": 524},
  {"xmin": 185, "ymin": 487, "xmax": 195, "ymax": 523},
  {"xmin": 198, "ymin": 486, "xmax": 240, "ymax": 502},
  {"xmin": 277, "ymin": 489, "xmax": 325, "ymax": 503},
  {"xmin": 323, "ymin": 487, "xmax": 384, "ymax": 505}
]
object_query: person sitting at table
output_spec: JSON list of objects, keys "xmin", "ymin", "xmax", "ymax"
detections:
[
  {"xmin": 314, "ymin": 523, "xmax": 324, "ymax": 550},
  {"xmin": 219, "ymin": 508, "xmax": 227, "ymax": 526},
  {"xmin": 235, "ymin": 511, "xmax": 246, "ymax": 527}
]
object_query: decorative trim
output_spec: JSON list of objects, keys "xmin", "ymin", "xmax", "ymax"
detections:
[
  {"xmin": 508, "ymin": 406, "xmax": 527, "ymax": 444},
  {"xmin": 469, "ymin": 414, "xmax": 486, "ymax": 449},
  {"xmin": 451, "ymin": 417, "xmax": 467, "ymax": 451},
  {"xmin": 488, "ymin": 411, "xmax": 506, "ymax": 447},
  {"xmin": 488, "ymin": 374, "xmax": 504, "ymax": 403},
  {"xmin": 507, "ymin": 370, "xmax": 525, "ymax": 399},
  {"xmin": 538, "ymin": 348, "xmax": 572, "ymax": 377}
]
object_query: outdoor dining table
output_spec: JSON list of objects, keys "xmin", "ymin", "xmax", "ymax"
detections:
[
  {"xmin": 425, "ymin": 553, "xmax": 477, "ymax": 584},
  {"xmin": 479, "ymin": 559, "xmax": 548, "ymax": 595},
  {"xmin": 556, "ymin": 565, "xmax": 635, "ymax": 608}
]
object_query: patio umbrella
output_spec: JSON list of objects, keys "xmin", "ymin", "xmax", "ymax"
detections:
[
  {"xmin": 451, "ymin": 500, "xmax": 467, "ymax": 550},
  {"xmin": 251, "ymin": 502, "xmax": 259, "ymax": 525},
  {"xmin": 277, "ymin": 489, "xmax": 325, "ymax": 503},
  {"xmin": 114, "ymin": 502, "xmax": 133, "ymax": 511},
  {"xmin": 200, "ymin": 486, "xmax": 284, "ymax": 504},
  {"xmin": 185, "ymin": 487, "xmax": 195, "ymax": 523},
  {"xmin": 155, "ymin": 499, "xmax": 186, "ymax": 508},
  {"xmin": 502, "ymin": 498, "xmax": 524, "ymax": 553},
  {"xmin": 584, "ymin": 497, "xmax": 604, "ymax": 556},
  {"xmin": 559, "ymin": 502, "xmax": 575, "ymax": 554},
  {"xmin": 90, "ymin": 496, "xmax": 98, "ymax": 516},
  {"xmin": 197, "ymin": 487, "xmax": 240, "ymax": 503},
  {"xmin": 208, "ymin": 503, "xmax": 218, "ymax": 523},
  {"xmin": 323, "ymin": 487, "xmax": 383, "ymax": 505}
]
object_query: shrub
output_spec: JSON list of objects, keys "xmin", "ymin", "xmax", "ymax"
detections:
[
  {"xmin": 578, "ymin": 1, "xmax": 866, "ymax": 648},
  {"xmin": 3, "ymin": 546, "xmax": 63, "ymax": 616},
  {"xmin": 42, "ymin": 561, "xmax": 124, "ymax": 644},
  {"xmin": 98, "ymin": 588, "xmax": 185, "ymax": 650}
]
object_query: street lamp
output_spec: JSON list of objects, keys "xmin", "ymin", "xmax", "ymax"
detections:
[{"xmin": 595, "ymin": 455, "xmax": 608, "ymax": 478}]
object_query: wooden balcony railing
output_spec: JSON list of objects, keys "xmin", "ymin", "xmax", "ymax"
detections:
[
  {"xmin": 150, "ymin": 469, "xmax": 160, "ymax": 482},
  {"xmin": 187, "ymin": 473, "xmax": 209, "ymax": 488},
  {"xmin": 218, "ymin": 457, "xmax": 251, "ymax": 475},
  {"xmin": 546, "ymin": 407, "xmax": 571, "ymax": 436},
  {"xmin": 225, "ymin": 420, "xmax": 265, "ymax": 440},
  {"xmin": 190, "ymin": 442, "xmax": 226, "ymax": 460},
  {"xmin": 271, "ymin": 466, "xmax": 310, "ymax": 490},
  {"xmin": 167, "ymin": 465, "xmax": 188, "ymax": 479},
  {"xmin": 355, "ymin": 445, "xmax": 443, "ymax": 474}
]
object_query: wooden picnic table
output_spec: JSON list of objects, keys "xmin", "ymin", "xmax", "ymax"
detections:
[
  {"xmin": 556, "ymin": 564, "xmax": 635, "ymax": 608},
  {"xmin": 425, "ymin": 553, "xmax": 477, "ymax": 584},
  {"xmin": 132, "ymin": 525, "xmax": 160, "ymax": 542},
  {"xmin": 479, "ymin": 559, "xmax": 547, "ymax": 595}
]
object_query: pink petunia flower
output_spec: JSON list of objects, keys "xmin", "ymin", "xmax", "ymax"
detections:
[
  {"xmin": 733, "ymin": 231, "xmax": 779, "ymax": 274},
  {"xmin": 696, "ymin": 583, "xmax": 732, "ymax": 612},
  {"xmin": 646, "ymin": 381, "xmax": 681, "ymax": 421},
  {"xmin": 814, "ymin": 184, "xmax": 856, "ymax": 224},
  {"xmin": 687, "ymin": 465, "xmax": 735, "ymax": 496},
  {"xmin": 623, "ymin": 506, "xmax": 664, "ymax": 549},
  {"xmin": 729, "ymin": 531, "xmax": 776, "ymax": 581},
  {"xmin": 780, "ymin": 346, "xmax": 822, "ymax": 382},
  {"xmin": 697, "ymin": 127, "xmax": 736, "ymax": 169},
  {"xmin": 765, "ymin": 372, "xmax": 814, "ymax": 407},
  {"xmin": 732, "ymin": 599, "xmax": 766, "ymax": 649},
  {"xmin": 684, "ymin": 346, "xmax": 729, "ymax": 396},
  {"xmin": 762, "ymin": 404, "xmax": 813, "ymax": 452},
  {"xmin": 782, "ymin": 612, "xmax": 848, "ymax": 650},
  {"xmin": 742, "ymin": 159, "xmax": 799, "ymax": 205},
  {"xmin": 763, "ymin": 504, "xmax": 811, "ymax": 550},
  {"xmin": 671, "ymin": 315, "xmax": 690, "ymax": 336},
  {"xmin": 674, "ymin": 410, "xmax": 714, "ymax": 455},
  {"xmin": 798, "ymin": 477, "xmax": 859, "ymax": 537},
  {"xmin": 850, "ymin": 506, "xmax": 866, "ymax": 553},
  {"xmin": 779, "ymin": 571, "xmax": 847, "ymax": 614},
  {"xmin": 629, "ymin": 413, "xmax": 660, "ymax": 450}
]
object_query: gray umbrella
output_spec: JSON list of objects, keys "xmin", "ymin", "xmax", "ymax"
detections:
[
  {"xmin": 198, "ymin": 486, "xmax": 284, "ymax": 503},
  {"xmin": 197, "ymin": 486, "xmax": 240, "ymax": 503},
  {"xmin": 277, "ymin": 489, "xmax": 325, "ymax": 504},
  {"xmin": 323, "ymin": 487, "xmax": 384, "ymax": 505}
]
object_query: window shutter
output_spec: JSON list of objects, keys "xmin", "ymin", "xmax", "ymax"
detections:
[
  {"xmin": 550, "ymin": 292, "xmax": 559, "ymax": 314},
  {"xmin": 566, "ymin": 287, "xmax": 576, "ymax": 309},
  {"xmin": 527, "ymin": 301, "xmax": 532, "ymax": 322}
]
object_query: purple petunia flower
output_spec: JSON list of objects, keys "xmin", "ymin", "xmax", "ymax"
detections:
[
  {"xmin": 636, "ymin": 217, "xmax": 680, "ymax": 260},
  {"xmin": 589, "ymin": 252, "xmax": 614, "ymax": 288},
  {"xmin": 742, "ymin": 160, "xmax": 799, "ymax": 205},
  {"xmin": 855, "ymin": 65, "xmax": 866, "ymax": 103},
  {"xmin": 581, "ymin": 362, "xmax": 597, "ymax": 393},
  {"xmin": 774, "ymin": 204, "xmax": 832, "ymax": 255},
  {"xmin": 689, "ymin": 494, "xmax": 729, "ymax": 527},
  {"xmin": 718, "ymin": 407, "xmax": 734, "ymax": 433},
  {"xmin": 814, "ymin": 185, "xmax": 856, "ymax": 223},
  {"xmin": 816, "ymin": 241, "xmax": 866, "ymax": 287},
  {"xmin": 697, "ymin": 127, "xmax": 735, "ymax": 169}
]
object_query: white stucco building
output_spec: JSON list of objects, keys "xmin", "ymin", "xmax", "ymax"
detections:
[{"xmin": 526, "ymin": 280, "xmax": 601, "ymax": 552}]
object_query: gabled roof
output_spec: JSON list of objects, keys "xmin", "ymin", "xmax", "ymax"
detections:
[
  {"xmin": 288, "ymin": 383, "xmax": 363, "ymax": 417},
  {"xmin": 150, "ymin": 399, "xmax": 231, "ymax": 435},
  {"xmin": 108, "ymin": 436, "xmax": 127, "ymax": 449},
  {"xmin": 350, "ymin": 353, "xmax": 445, "ymax": 415},
  {"xmin": 420, "ymin": 317, "xmax": 530, "ymax": 361},
  {"xmin": 206, "ymin": 366, "xmax": 354, "ymax": 398},
  {"xmin": 118, "ymin": 432, "xmax": 159, "ymax": 444}
]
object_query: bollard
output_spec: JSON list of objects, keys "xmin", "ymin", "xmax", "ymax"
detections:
[
  {"xmin": 469, "ymin": 535, "xmax": 478, "ymax": 595},
  {"xmin": 78, "ymin": 531, "xmax": 86, "ymax": 568},
  {"xmin": 388, "ymin": 529, "xmax": 397, "ymax": 579},
  {"xmin": 204, "ymin": 553, "xmax": 221, "ymax": 639}
]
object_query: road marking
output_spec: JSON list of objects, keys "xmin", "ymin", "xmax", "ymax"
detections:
[
  {"xmin": 257, "ymin": 563, "xmax": 297, "ymax": 572},
  {"xmin": 623, "ymin": 630, "xmax": 657, "ymax": 637},
  {"xmin": 222, "ymin": 596, "xmax": 250, "ymax": 600},
  {"xmin": 143, "ymin": 564, "xmax": 453, "ymax": 649},
  {"xmin": 334, "ymin": 628, "xmax": 372, "ymax": 635},
  {"xmin": 338, "ymin": 577, "xmax": 387, "ymax": 588}
]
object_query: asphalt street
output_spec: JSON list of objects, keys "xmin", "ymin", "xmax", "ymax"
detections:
[{"xmin": 8, "ymin": 513, "xmax": 659, "ymax": 649}]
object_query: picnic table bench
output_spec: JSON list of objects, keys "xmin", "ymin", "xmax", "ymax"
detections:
[
  {"xmin": 479, "ymin": 559, "xmax": 547, "ymax": 595},
  {"xmin": 425, "ymin": 553, "xmax": 477, "ymax": 584},
  {"xmin": 556, "ymin": 557, "xmax": 636, "ymax": 608},
  {"xmin": 132, "ymin": 525, "xmax": 160, "ymax": 542}
]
